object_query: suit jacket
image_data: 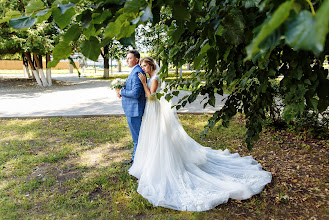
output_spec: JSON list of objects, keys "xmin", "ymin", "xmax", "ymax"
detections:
[{"xmin": 121, "ymin": 65, "xmax": 146, "ymax": 117}]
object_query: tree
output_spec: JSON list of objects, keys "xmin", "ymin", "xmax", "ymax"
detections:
[
  {"xmin": 4, "ymin": 0, "xmax": 329, "ymax": 149},
  {"xmin": 101, "ymin": 40, "xmax": 129, "ymax": 78},
  {"xmin": 158, "ymin": 0, "xmax": 329, "ymax": 149},
  {"xmin": 0, "ymin": 0, "xmax": 59, "ymax": 87}
]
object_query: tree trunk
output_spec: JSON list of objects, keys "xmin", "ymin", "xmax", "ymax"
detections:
[
  {"xmin": 34, "ymin": 54, "xmax": 49, "ymax": 87},
  {"xmin": 104, "ymin": 67, "xmax": 109, "ymax": 77},
  {"xmin": 187, "ymin": 63, "xmax": 190, "ymax": 70},
  {"xmin": 24, "ymin": 52, "xmax": 43, "ymax": 86},
  {"xmin": 22, "ymin": 54, "xmax": 31, "ymax": 78},
  {"xmin": 179, "ymin": 67, "xmax": 183, "ymax": 79},
  {"xmin": 118, "ymin": 60, "xmax": 122, "ymax": 72},
  {"xmin": 175, "ymin": 67, "xmax": 178, "ymax": 77},
  {"xmin": 103, "ymin": 44, "xmax": 110, "ymax": 78},
  {"xmin": 110, "ymin": 59, "xmax": 113, "ymax": 75},
  {"xmin": 46, "ymin": 54, "xmax": 52, "ymax": 86},
  {"xmin": 69, "ymin": 63, "xmax": 74, "ymax": 74},
  {"xmin": 82, "ymin": 57, "xmax": 86, "ymax": 72}
]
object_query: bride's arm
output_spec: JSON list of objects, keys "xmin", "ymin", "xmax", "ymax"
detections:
[{"xmin": 138, "ymin": 73, "xmax": 158, "ymax": 100}]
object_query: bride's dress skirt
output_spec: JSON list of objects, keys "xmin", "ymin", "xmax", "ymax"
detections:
[{"xmin": 129, "ymin": 98, "xmax": 272, "ymax": 211}]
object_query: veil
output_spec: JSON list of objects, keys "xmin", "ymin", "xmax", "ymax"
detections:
[
  {"xmin": 154, "ymin": 61, "xmax": 160, "ymax": 74},
  {"xmin": 153, "ymin": 61, "xmax": 166, "ymax": 90}
]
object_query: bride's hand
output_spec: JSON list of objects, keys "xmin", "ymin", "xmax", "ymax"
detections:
[{"xmin": 138, "ymin": 73, "xmax": 146, "ymax": 84}]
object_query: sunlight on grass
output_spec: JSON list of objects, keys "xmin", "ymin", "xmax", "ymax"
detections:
[
  {"xmin": 78, "ymin": 143, "xmax": 129, "ymax": 168},
  {"xmin": 0, "ymin": 115, "xmax": 328, "ymax": 219}
]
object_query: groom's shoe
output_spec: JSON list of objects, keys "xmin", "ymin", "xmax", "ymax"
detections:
[{"xmin": 124, "ymin": 159, "xmax": 133, "ymax": 165}]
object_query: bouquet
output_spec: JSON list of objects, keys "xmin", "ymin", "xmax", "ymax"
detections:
[{"xmin": 110, "ymin": 78, "xmax": 126, "ymax": 89}]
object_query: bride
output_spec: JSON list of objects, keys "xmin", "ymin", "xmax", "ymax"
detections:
[{"xmin": 128, "ymin": 57, "xmax": 272, "ymax": 212}]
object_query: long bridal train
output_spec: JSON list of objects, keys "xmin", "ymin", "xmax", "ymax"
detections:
[{"xmin": 129, "ymin": 76, "xmax": 272, "ymax": 211}]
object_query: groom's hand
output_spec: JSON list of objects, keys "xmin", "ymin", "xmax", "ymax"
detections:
[{"xmin": 116, "ymin": 88, "xmax": 122, "ymax": 98}]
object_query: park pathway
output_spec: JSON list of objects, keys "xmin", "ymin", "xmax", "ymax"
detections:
[{"xmin": 0, "ymin": 73, "xmax": 228, "ymax": 118}]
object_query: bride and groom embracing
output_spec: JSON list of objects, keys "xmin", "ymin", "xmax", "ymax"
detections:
[{"xmin": 116, "ymin": 49, "xmax": 272, "ymax": 212}]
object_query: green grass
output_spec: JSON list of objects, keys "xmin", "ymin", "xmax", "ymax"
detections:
[{"xmin": 0, "ymin": 115, "xmax": 328, "ymax": 219}]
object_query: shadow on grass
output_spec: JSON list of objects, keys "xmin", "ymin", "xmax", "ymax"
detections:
[{"xmin": 0, "ymin": 115, "xmax": 328, "ymax": 219}]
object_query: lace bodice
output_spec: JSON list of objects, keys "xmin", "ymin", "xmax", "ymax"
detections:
[{"xmin": 147, "ymin": 75, "xmax": 161, "ymax": 93}]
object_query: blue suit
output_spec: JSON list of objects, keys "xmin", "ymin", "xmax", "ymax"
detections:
[{"xmin": 121, "ymin": 65, "xmax": 146, "ymax": 161}]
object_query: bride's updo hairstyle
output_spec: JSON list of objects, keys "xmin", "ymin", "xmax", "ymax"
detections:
[{"xmin": 140, "ymin": 57, "xmax": 156, "ymax": 71}]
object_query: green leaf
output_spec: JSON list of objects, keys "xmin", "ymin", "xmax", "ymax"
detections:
[
  {"xmin": 285, "ymin": 11, "xmax": 320, "ymax": 53},
  {"xmin": 116, "ymin": 12, "xmax": 136, "ymax": 24},
  {"xmin": 92, "ymin": 11, "xmax": 112, "ymax": 24},
  {"xmin": 117, "ymin": 24, "xmax": 136, "ymax": 40},
  {"xmin": 119, "ymin": 35, "xmax": 136, "ymax": 47},
  {"xmin": 81, "ymin": 36, "xmax": 101, "ymax": 61},
  {"xmin": 53, "ymin": 7, "xmax": 75, "ymax": 29},
  {"xmin": 222, "ymin": 9, "xmax": 245, "ymax": 45},
  {"xmin": 36, "ymin": 9, "xmax": 50, "ymax": 16},
  {"xmin": 246, "ymin": 0, "xmax": 293, "ymax": 60},
  {"xmin": 104, "ymin": 22, "xmax": 121, "ymax": 38},
  {"xmin": 58, "ymin": 3, "xmax": 75, "ymax": 14},
  {"xmin": 172, "ymin": 28, "xmax": 184, "ymax": 44},
  {"xmin": 188, "ymin": 93, "xmax": 197, "ymax": 103},
  {"xmin": 63, "ymin": 24, "xmax": 81, "ymax": 42},
  {"xmin": 223, "ymin": 45, "xmax": 233, "ymax": 62},
  {"xmin": 193, "ymin": 54, "xmax": 204, "ymax": 69},
  {"xmin": 48, "ymin": 41, "xmax": 73, "ymax": 68},
  {"xmin": 156, "ymin": 93, "xmax": 164, "ymax": 100},
  {"xmin": 243, "ymin": 0, "xmax": 262, "ymax": 8},
  {"xmin": 26, "ymin": 0, "xmax": 44, "ymax": 15},
  {"xmin": 36, "ymin": 9, "xmax": 51, "ymax": 23},
  {"xmin": 106, "ymin": 13, "xmax": 135, "ymax": 41},
  {"xmin": 165, "ymin": 94, "xmax": 173, "ymax": 102},
  {"xmin": 76, "ymin": 9, "xmax": 92, "ymax": 28},
  {"xmin": 172, "ymin": 4, "xmax": 191, "ymax": 21},
  {"xmin": 209, "ymin": 97, "xmax": 216, "ymax": 107},
  {"xmin": 53, "ymin": 41, "xmax": 72, "ymax": 59},
  {"xmin": 0, "ymin": 11, "xmax": 21, "ymax": 24},
  {"xmin": 314, "ymin": 0, "xmax": 329, "ymax": 53},
  {"xmin": 47, "ymin": 60, "xmax": 60, "ymax": 68},
  {"xmin": 124, "ymin": 0, "xmax": 144, "ymax": 13},
  {"xmin": 306, "ymin": 97, "xmax": 318, "ymax": 109},
  {"xmin": 9, "ymin": 16, "xmax": 37, "ymax": 29},
  {"xmin": 201, "ymin": 42, "xmax": 211, "ymax": 54},
  {"xmin": 172, "ymin": 91, "xmax": 180, "ymax": 96},
  {"xmin": 84, "ymin": 24, "xmax": 96, "ymax": 39}
]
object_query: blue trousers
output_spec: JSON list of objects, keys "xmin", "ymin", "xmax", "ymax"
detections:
[{"xmin": 126, "ymin": 116, "xmax": 142, "ymax": 161}]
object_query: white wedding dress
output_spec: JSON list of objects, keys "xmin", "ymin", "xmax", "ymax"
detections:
[{"xmin": 129, "ymin": 75, "xmax": 272, "ymax": 212}]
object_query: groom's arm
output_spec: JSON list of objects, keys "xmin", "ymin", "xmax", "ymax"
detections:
[{"xmin": 120, "ymin": 73, "xmax": 144, "ymax": 99}]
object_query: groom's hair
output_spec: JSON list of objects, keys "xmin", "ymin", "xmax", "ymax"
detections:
[{"xmin": 128, "ymin": 49, "xmax": 140, "ymax": 61}]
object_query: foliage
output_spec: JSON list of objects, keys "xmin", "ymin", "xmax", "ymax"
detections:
[
  {"xmin": 157, "ymin": 0, "xmax": 329, "ymax": 149},
  {"xmin": 104, "ymin": 40, "xmax": 129, "ymax": 63},
  {"xmin": 0, "ymin": 53, "xmax": 22, "ymax": 60},
  {"xmin": 0, "ymin": 0, "xmax": 57, "ymax": 56},
  {"xmin": 2, "ymin": 0, "xmax": 329, "ymax": 149}
]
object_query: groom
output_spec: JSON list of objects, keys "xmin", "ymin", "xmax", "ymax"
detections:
[{"xmin": 116, "ymin": 50, "xmax": 146, "ymax": 164}]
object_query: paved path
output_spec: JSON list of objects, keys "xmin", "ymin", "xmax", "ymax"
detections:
[{"xmin": 0, "ymin": 73, "xmax": 228, "ymax": 118}]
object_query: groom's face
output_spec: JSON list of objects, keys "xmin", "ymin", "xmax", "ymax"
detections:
[{"xmin": 126, "ymin": 53, "xmax": 139, "ymax": 68}]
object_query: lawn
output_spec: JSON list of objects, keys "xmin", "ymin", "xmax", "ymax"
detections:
[{"xmin": 0, "ymin": 115, "xmax": 328, "ymax": 219}]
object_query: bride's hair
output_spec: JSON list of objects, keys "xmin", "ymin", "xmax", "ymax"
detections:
[{"xmin": 140, "ymin": 57, "xmax": 156, "ymax": 71}]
